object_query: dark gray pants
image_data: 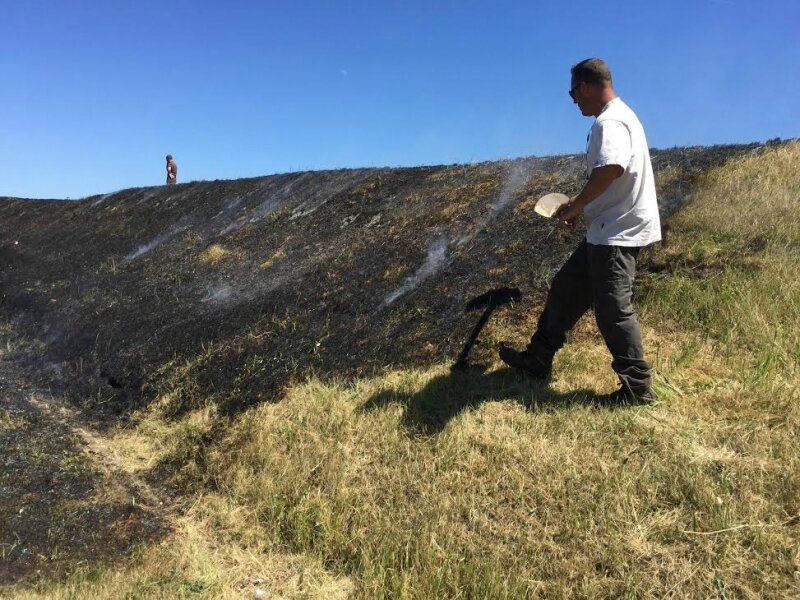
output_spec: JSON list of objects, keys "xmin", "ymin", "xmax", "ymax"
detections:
[{"xmin": 529, "ymin": 239, "xmax": 652, "ymax": 392}]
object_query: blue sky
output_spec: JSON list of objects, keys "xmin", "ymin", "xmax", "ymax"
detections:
[{"xmin": 1, "ymin": 0, "xmax": 798, "ymax": 199}]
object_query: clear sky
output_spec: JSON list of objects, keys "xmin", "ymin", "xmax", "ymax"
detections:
[{"xmin": 2, "ymin": 0, "xmax": 798, "ymax": 199}]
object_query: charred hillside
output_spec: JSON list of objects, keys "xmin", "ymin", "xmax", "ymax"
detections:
[{"xmin": 0, "ymin": 142, "xmax": 777, "ymax": 420}]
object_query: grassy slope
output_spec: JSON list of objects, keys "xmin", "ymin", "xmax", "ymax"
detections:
[
  {"xmin": 0, "ymin": 145, "xmax": 756, "ymax": 424},
  {"xmin": 4, "ymin": 142, "xmax": 799, "ymax": 598}
]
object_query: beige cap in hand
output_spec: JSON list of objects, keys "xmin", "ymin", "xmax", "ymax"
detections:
[{"xmin": 534, "ymin": 193, "xmax": 570, "ymax": 218}]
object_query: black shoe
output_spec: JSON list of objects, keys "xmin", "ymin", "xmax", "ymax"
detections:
[
  {"xmin": 498, "ymin": 345, "xmax": 551, "ymax": 380},
  {"xmin": 593, "ymin": 385, "xmax": 654, "ymax": 406}
]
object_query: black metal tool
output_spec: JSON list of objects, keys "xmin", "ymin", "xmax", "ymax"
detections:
[{"xmin": 452, "ymin": 287, "xmax": 521, "ymax": 371}]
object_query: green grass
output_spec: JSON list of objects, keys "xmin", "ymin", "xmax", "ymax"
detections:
[{"xmin": 639, "ymin": 142, "xmax": 800, "ymax": 381}]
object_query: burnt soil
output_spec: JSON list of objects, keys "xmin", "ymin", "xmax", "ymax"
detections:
[{"xmin": 0, "ymin": 345, "xmax": 168, "ymax": 585}]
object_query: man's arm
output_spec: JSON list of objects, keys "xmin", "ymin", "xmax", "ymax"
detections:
[{"xmin": 555, "ymin": 164, "xmax": 623, "ymax": 224}]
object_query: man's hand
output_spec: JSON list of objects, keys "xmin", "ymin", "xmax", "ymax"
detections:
[
  {"xmin": 555, "ymin": 197, "xmax": 581, "ymax": 229},
  {"xmin": 555, "ymin": 164, "xmax": 624, "ymax": 230}
]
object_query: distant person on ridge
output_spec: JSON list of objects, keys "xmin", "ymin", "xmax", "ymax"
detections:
[
  {"xmin": 166, "ymin": 154, "xmax": 178, "ymax": 185},
  {"xmin": 499, "ymin": 58, "xmax": 661, "ymax": 404}
]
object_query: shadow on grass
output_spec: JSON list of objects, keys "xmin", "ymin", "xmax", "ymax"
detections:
[{"xmin": 361, "ymin": 364, "xmax": 598, "ymax": 435}]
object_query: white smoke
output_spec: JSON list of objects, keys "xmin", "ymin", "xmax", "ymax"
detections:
[
  {"xmin": 458, "ymin": 161, "xmax": 531, "ymax": 247},
  {"xmin": 201, "ymin": 284, "xmax": 234, "ymax": 304},
  {"xmin": 90, "ymin": 191, "xmax": 118, "ymax": 207},
  {"xmin": 220, "ymin": 175, "xmax": 309, "ymax": 236},
  {"xmin": 126, "ymin": 222, "xmax": 189, "ymax": 260},
  {"xmin": 135, "ymin": 188, "xmax": 160, "ymax": 205},
  {"xmin": 212, "ymin": 196, "xmax": 242, "ymax": 221},
  {"xmin": 382, "ymin": 237, "xmax": 449, "ymax": 307}
]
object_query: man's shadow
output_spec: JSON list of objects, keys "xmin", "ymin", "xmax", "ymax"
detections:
[{"xmin": 360, "ymin": 365, "xmax": 596, "ymax": 435}]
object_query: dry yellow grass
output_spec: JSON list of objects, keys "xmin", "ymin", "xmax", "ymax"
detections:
[
  {"xmin": 198, "ymin": 244, "xmax": 244, "ymax": 265},
  {"xmin": 259, "ymin": 247, "xmax": 287, "ymax": 270},
  {"xmin": 195, "ymin": 339, "xmax": 797, "ymax": 597},
  {"xmin": 11, "ymin": 498, "xmax": 352, "ymax": 600}
]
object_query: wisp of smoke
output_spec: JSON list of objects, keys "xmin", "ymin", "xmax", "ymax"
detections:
[
  {"xmin": 220, "ymin": 176, "xmax": 308, "ymax": 236},
  {"xmin": 135, "ymin": 188, "xmax": 160, "ymax": 206},
  {"xmin": 201, "ymin": 284, "xmax": 234, "ymax": 304},
  {"xmin": 126, "ymin": 223, "xmax": 189, "ymax": 261},
  {"xmin": 289, "ymin": 170, "xmax": 374, "ymax": 220},
  {"xmin": 458, "ymin": 161, "xmax": 532, "ymax": 247},
  {"xmin": 90, "ymin": 191, "xmax": 119, "ymax": 207},
  {"xmin": 212, "ymin": 196, "xmax": 242, "ymax": 221},
  {"xmin": 382, "ymin": 237, "xmax": 449, "ymax": 307}
]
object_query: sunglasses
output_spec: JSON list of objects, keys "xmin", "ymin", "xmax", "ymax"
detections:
[{"xmin": 568, "ymin": 81, "xmax": 585, "ymax": 100}]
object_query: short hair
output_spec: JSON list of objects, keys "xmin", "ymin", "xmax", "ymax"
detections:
[
  {"xmin": 571, "ymin": 58, "xmax": 612, "ymax": 85},
  {"xmin": 166, "ymin": 154, "xmax": 173, "ymax": 160}
]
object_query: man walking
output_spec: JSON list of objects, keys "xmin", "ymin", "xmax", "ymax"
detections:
[
  {"xmin": 499, "ymin": 58, "xmax": 661, "ymax": 403},
  {"xmin": 166, "ymin": 154, "xmax": 178, "ymax": 185}
]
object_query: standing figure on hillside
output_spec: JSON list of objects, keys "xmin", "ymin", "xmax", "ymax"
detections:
[
  {"xmin": 166, "ymin": 154, "xmax": 178, "ymax": 185},
  {"xmin": 499, "ymin": 58, "xmax": 661, "ymax": 404}
]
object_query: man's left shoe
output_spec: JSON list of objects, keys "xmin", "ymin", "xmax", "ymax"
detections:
[
  {"xmin": 593, "ymin": 385, "xmax": 655, "ymax": 406},
  {"xmin": 498, "ymin": 345, "xmax": 552, "ymax": 380}
]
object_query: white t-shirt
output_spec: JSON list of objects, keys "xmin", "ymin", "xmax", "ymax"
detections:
[{"xmin": 583, "ymin": 97, "xmax": 661, "ymax": 246}]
